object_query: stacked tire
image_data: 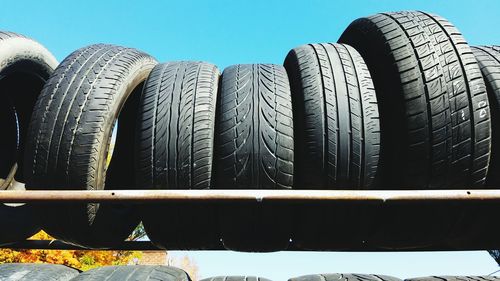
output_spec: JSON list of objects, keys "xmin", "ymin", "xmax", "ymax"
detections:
[
  {"xmin": 24, "ymin": 44, "xmax": 157, "ymax": 247},
  {"xmin": 1, "ymin": 264, "xmax": 498, "ymax": 281},
  {"xmin": 0, "ymin": 264, "xmax": 192, "ymax": 281},
  {"xmin": 288, "ymin": 274, "xmax": 500, "ymax": 281},
  {"xmin": 284, "ymin": 43, "xmax": 380, "ymax": 249},
  {"xmin": 339, "ymin": 11, "xmax": 490, "ymax": 189},
  {"xmin": 0, "ymin": 32, "xmax": 58, "ymax": 246},
  {"xmin": 336, "ymin": 11, "xmax": 491, "ymax": 250},
  {"xmin": 446, "ymin": 46, "xmax": 500, "ymax": 249},
  {"xmin": 136, "ymin": 61, "xmax": 221, "ymax": 250},
  {"xmin": 214, "ymin": 64, "xmax": 294, "ymax": 251}
]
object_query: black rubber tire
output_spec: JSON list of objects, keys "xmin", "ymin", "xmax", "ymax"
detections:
[
  {"xmin": 284, "ymin": 43, "xmax": 380, "ymax": 189},
  {"xmin": 0, "ymin": 31, "xmax": 58, "ymax": 185},
  {"xmin": 289, "ymin": 274, "xmax": 402, "ymax": 281},
  {"xmin": 339, "ymin": 11, "xmax": 490, "ymax": 249},
  {"xmin": 445, "ymin": 46, "xmax": 500, "ymax": 248},
  {"xmin": 0, "ymin": 31, "xmax": 57, "ymax": 245},
  {"xmin": 284, "ymin": 43, "xmax": 379, "ymax": 250},
  {"xmin": 406, "ymin": 277, "xmax": 499, "ymax": 281},
  {"xmin": 24, "ymin": 44, "xmax": 157, "ymax": 248},
  {"xmin": 201, "ymin": 277, "xmax": 272, "ymax": 281},
  {"xmin": 0, "ymin": 263, "xmax": 79, "ymax": 281},
  {"xmin": 472, "ymin": 46, "xmax": 500, "ymax": 187},
  {"xmin": 214, "ymin": 64, "xmax": 294, "ymax": 252},
  {"xmin": 137, "ymin": 61, "xmax": 221, "ymax": 249},
  {"xmin": 72, "ymin": 265, "xmax": 191, "ymax": 281},
  {"xmin": 339, "ymin": 11, "xmax": 491, "ymax": 189}
]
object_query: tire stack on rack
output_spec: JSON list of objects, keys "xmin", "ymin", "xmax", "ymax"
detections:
[
  {"xmin": 0, "ymin": 264, "xmax": 498, "ymax": 281},
  {"xmin": 1, "ymin": 9, "xmax": 500, "ymax": 281}
]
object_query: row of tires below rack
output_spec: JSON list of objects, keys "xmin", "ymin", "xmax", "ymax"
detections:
[
  {"xmin": 2, "ymin": 10, "xmax": 500, "ymax": 252},
  {"xmin": 0, "ymin": 263, "xmax": 496, "ymax": 281}
]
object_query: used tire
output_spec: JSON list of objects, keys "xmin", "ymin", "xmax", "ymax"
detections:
[
  {"xmin": 0, "ymin": 263, "xmax": 79, "ymax": 281},
  {"xmin": 284, "ymin": 42, "xmax": 379, "ymax": 250},
  {"xmin": 284, "ymin": 43, "xmax": 380, "ymax": 189},
  {"xmin": 0, "ymin": 31, "xmax": 57, "ymax": 245},
  {"xmin": 201, "ymin": 277, "xmax": 272, "ymax": 281},
  {"xmin": 72, "ymin": 265, "xmax": 191, "ymax": 281},
  {"xmin": 24, "ymin": 44, "xmax": 157, "ymax": 248},
  {"xmin": 339, "ymin": 11, "xmax": 490, "ymax": 189},
  {"xmin": 406, "ymin": 277, "xmax": 499, "ymax": 281},
  {"xmin": 446, "ymin": 46, "xmax": 500, "ymax": 248},
  {"xmin": 472, "ymin": 46, "xmax": 500, "ymax": 187},
  {"xmin": 214, "ymin": 64, "xmax": 294, "ymax": 252},
  {"xmin": 137, "ymin": 61, "xmax": 221, "ymax": 249},
  {"xmin": 289, "ymin": 274, "xmax": 401, "ymax": 281},
  {"xmin": 339, "ymin": 11, "xmax": 490, "ymax": 249}
]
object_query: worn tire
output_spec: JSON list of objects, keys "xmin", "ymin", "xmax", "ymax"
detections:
[
  {"xmin": 473, "ymin": 46, "xmax": 500, "ymax": 187},
  {"xmin": 0, "ymin": 31, "xmax": 58, "ymax": 185},
  {"xmin": 0, "ymin": 263, "xmax": 78, "ymax": 281},
  {"xmin": 0, "ymin": 31, "xmax": 57, "ymax": 245},
  {"xmin": 339, "ymin": 11, "xmax": 489, "ymax": 249},
  {"xmin": 137, "ymin": 61, "xmax": 221, "ymax": 249},
  {"xmin": 446, "ymin": 46, "xmax": 500, "ymax": 248},
  {"xmin": 406, "ymin": 277, "xmax": 500, "ymax": 281},
  {"xmin": 201, "ymin": 277, "xmax": 272, "ymax": 281},
  {"xmin": 339, "ymin": 11, "xmax": 490, "ymax": 189},
  {"xmin": 214, "ymin": 64, "xmax": 294, "ymax": 252},
  {"xmin": 72, "ymin": 265, "xmax": 191, "ymax": 281},
  {"xmin": 284, "ymin": 43, "xmax": 380, "ymax": 189},
  {"xmin": 24, "ymin": 44, "xmax": 157, "ymax": 248},
  {"xmin": 284, "ymin": 43, "xmax": 379, "ymax": 249},
  {"xmin": 289, "ymin": 274, "xmax": 402, "ymax": 281}
]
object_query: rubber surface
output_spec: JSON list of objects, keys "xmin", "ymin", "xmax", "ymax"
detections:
[
  {"xmin": 284, "ymin": 42, "xmax": 380, "ymax": 249},
  {"xmin": 215, "ymin": 64, "xmax": 294, "ymax": 189},
  {"xmin": 446, "ymin": 46, "xmax": 500, "ymax": 249},
  {"xmin": 472, "ymin": 46, "xmax": 500, "ymax": 187},
  {"xmin": 289, "ymin": 274, "xmax": 402, "ymax": 281},
  {"xmin": 24, "ymin": 44, "xmax": 157, "ymax": 248},
  {"xmin": 137, "ymin": 61, "xmax": 221, "ymax": 249},
  {"xmin": 0, "ymin": 263, "xmax": 78, "ymax": 281},
  {"xmin": 284, "ymin": 43, "xmax": 380, "ymax": 189},
  {"xmin": 406, "ymin": 277, "xmax": 500, "ymax": 281},
  {"xmin": 339, "ymin": 11, "xmax": 489, "ymax": 249},
  {"xmin": 214, "ymin": 64, "xmax": 294, "ymax": 251},
  {"xmin": 339, "ymin": 11, "xmax": 491, "ymax": 189},
  {"xmin": 200, "ymin": 277, "xmax": 272, "ymax": 281},
  {"xmin": 71, "ymin": 265, "xmax": 191, "ymax": 281},
  {"xmin": 0, "ymin": 31, "xmax": 57, "ymax": 245}
]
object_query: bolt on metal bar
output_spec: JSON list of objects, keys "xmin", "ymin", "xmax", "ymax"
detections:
[{"xmin": 0, "ymin": 189, "xmax": 499, "ymax": 203}]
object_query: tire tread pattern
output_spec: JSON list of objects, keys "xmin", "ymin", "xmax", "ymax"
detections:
[
  {"xmin": 215, "ymin": 64, "xmax": 293, "ymax": 189},
  {"xmin": 338, "ymin": 11, "xmax": 490, "ymax": 188},
  {"xmin": 136, "ymin": 61, "xmax": 219, "ymax": 189},
  {"xmin": 471, "ymin": 46, "xmax": 500, "ymax": 186},
  {"xmin": 71, "ymin": 265, "xmax": 191, "ymax": 281},
  {"xmin": 0, "ymin": 263, "xmax": 78, "ymax": 281},
  {"xmin": 289, "ymin": 273, "xmax": 402, "ymax": 281},
  {"xmin": 284, "ymin": 42, "xmax": 380, "ymax": 189}
]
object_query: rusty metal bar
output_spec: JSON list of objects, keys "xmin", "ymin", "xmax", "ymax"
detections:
[{"xmin": 0, "ymin": 189, "xmax": 499, "ymax": 203}]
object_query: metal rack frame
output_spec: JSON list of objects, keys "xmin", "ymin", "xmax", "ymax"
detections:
[
  {"xmin": 0, "ymin": 189, "xmax": 499, "ymax": 203},
  {"xmin": 1, "ymin": 189, "xmax": 499, "ymax": 251}
]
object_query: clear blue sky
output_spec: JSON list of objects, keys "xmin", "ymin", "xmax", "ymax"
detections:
[{"xmin": 3, "ymin": 0, "xmax": 500, "ymax": 280}]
